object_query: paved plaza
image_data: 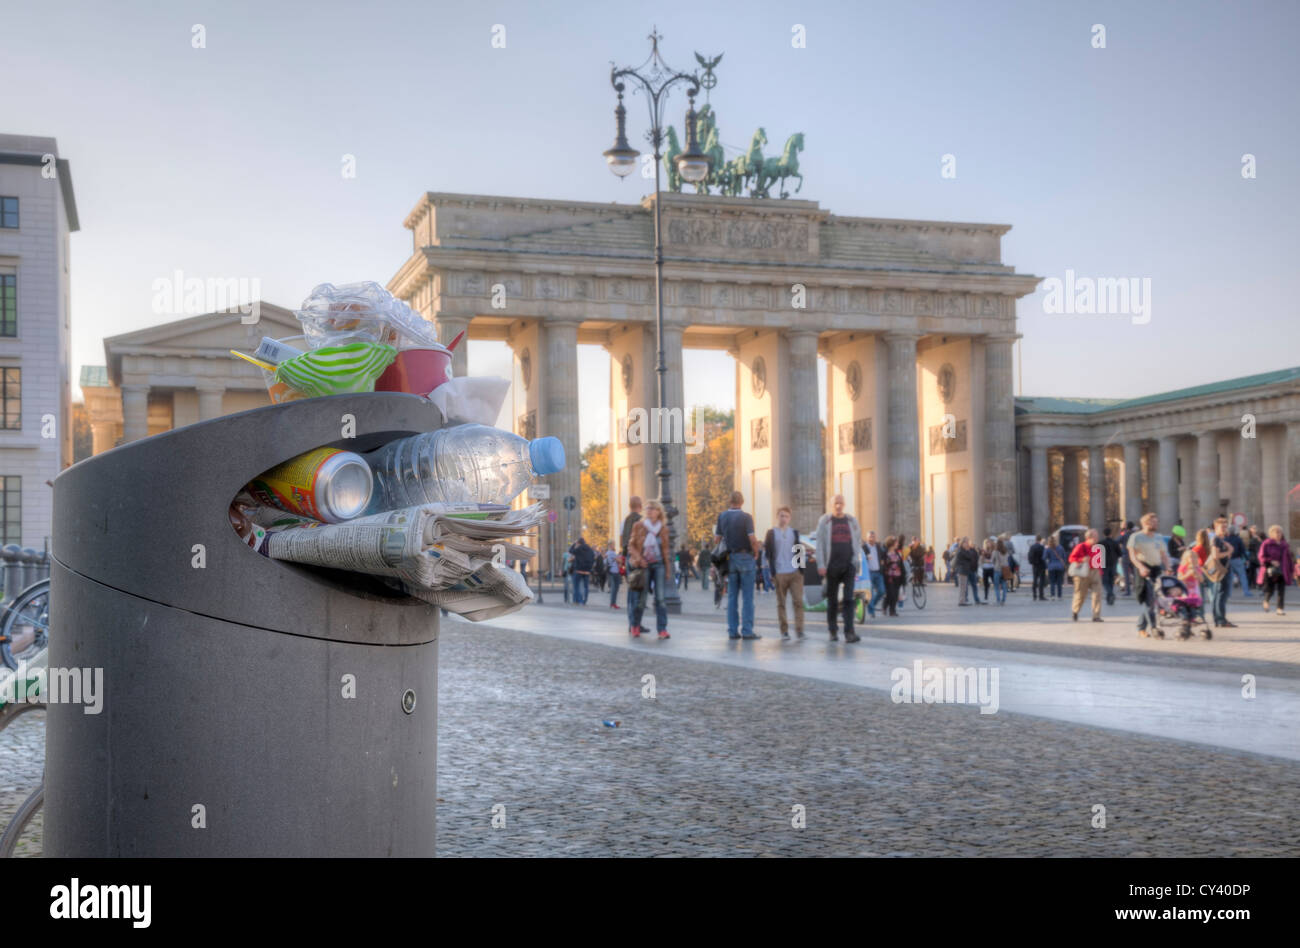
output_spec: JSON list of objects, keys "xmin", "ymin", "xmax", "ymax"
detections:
[{"xmin": 4, "ymin": 577, "xmax": 1298, "ymax": 857}]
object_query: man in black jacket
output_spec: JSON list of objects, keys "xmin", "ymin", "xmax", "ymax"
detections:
[
  {"xmin": 569, "ymin": 537, "xmax": 596, "ymax": 605},
  {"xmin": 1028, "ymin": 536, "xmax": 1047, "ymax": 601},
  {"xmin": 1099, "ymin": 527, "xmax": 1122, "ymax": 605}
]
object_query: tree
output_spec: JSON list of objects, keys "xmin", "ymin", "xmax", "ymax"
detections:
[
  {"xmin": 71, "ymin": 402, "xmax": 93, "ymax": 463},
  {"xmin": 687, "ymin": 428, "xmax": 734, "ymax": 549},
  {"xmin": 580, "ymin": 441, "xmax": 610, "ymax": 542}
]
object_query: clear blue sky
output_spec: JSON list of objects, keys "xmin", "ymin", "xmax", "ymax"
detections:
[{"xmin": 4, "ymin": 0, "xmax": 1297, "ymax": 447}]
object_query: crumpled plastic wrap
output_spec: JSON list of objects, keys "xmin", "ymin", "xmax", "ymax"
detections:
[{"xmin": 295, "ymin": 281, "xmax": 440, "ymax": 349}]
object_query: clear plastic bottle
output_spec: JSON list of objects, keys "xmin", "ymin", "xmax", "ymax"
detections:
[{"xmin": 364, "ymin": 424, "xmax": 565, "ymax": 513}]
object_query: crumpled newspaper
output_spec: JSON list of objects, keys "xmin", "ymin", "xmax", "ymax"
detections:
[{"xmin": 258, "ymin": 502, "xmax": 547, "ymax": 620}]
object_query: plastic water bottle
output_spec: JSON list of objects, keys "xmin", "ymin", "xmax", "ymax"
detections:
[{"xmin": 364, "ymin": 424, "xmax": 565, "ymax": 513}]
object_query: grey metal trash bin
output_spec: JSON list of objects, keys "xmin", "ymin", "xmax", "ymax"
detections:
[{"xmin": 46, "ymin": 392, "xmax": 444, "ymax": 857}]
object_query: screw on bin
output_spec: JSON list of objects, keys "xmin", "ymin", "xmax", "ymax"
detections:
[{"xmin": 402, "ymin": 689, "xmax": 417, "ymax": 714}]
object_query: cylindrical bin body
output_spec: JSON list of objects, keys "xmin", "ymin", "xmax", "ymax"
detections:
[
  {"xmin": 47, "ymin": 393, "xmax": 443, "ymax": 857},
  {"xmin": 20, "ymin": 548, "xmax": 38, "ymax": 590},
  {"xmin": 0, "ymin": 544, "xmax": 20, "ymax": 600}
]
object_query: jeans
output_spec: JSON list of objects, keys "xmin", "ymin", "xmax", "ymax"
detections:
[
  {"xmin": 868, "ymin": 573, "xmax": 886, "ymax": 616},
  {"xmin": 573, "ymin": 572, "xmax": 589, "ymax": 605},
  {"xmin": 608, "ymin": 572, "xmax": 621, "ymax": 606},
  {"xmin": 1032, "ymin": 565, "xmax": 1046, "ymax": 599},
  {"xmin": 966, "ymin": 569, "xmax": 982, "ymax": 602},
  {"xmin": 824, "ymin": 558, "xmax": 856, "ymax": 635},
  {"xmin": 727, "ymin": 552, "xmax": 757, "ymax": 637},
  {"xmin": 992, "ymin": 570, "xmax": 1006, "ymax": 603},
  {"xmin": 1207, "ymin": 577, "xmax": 1229, "ymax": 625},
  {"xmin": 1101, "ymin": 570, "xmax": 1115, "ymax": 604},
  {"xmin": 981, "ymin": 566, "xmax": 994, "ymax": 599},
  {"xmin": 1047, "ymin": 568, "xmax": 1064, "ymax": 599},
  {"xmin": 1229, "ymin": 558, "xmax": 1250, "ymax": 596},
  {"xmin": 630, "ymin": 561, "xmax": 668, "ymax": 631}
]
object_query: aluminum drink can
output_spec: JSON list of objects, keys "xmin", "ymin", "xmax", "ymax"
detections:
[{"xmin": 245, "ymin": 447, "xmax": 373, "ymax": 523}]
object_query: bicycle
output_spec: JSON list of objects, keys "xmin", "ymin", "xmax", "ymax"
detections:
[
  {"xmin": 0, "ymin": 578, "xmax": 51, "ymax": 857},
  {"xmin": 910, "ymin": 567, "xmax": 927, "ymax": 610},
  {"xmin": 1, "ymin": 579, "xmax": 50, "ymax": 671}
]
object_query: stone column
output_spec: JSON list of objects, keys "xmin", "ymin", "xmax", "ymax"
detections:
[
  {"xmin": 1062, "ymin": 449, "xmax": 1081, "ymax": 525},
  {"xmin": 543, "ymin": 321, "xmax": 581, "ymax": 546},
  {"xmin": 787, "ymin": 330, "xmax": 824, "ymax": 531},
  {"xmin": 1157, "ymin": 436, "xmax": 1180, "ymax": 529},
  {"xmin": 435, "ymin": 315, "xmax": 471, "ymax": 380},
  {"xmin": 1089, "ymin": 445, "xmax": 1106, "ymax": 529},
  {"xmin": 883, "ymin": 332, "xmax": 921, "ymax": 535},
  {"xmin": 1236, "ymin": 429, "xmax": 1263, "ymax": 527},
  {"xmin": 196, "ymin": 382, "xmax": 226, "ymax": 422},
  {"xmin": 1123, "ymin": 442, "xmax": 1143, "ymax": 525},
  {"xmin": 983, "ymin": 334, "xmax": 1017, "ymax": 536},
  {"xmin": 121, "ymin": 383, "xmax": 150, "ymax": 444},
  {"xmin": 1030, "ymin": 445, "xmax": 1049, "ymax": 537},
  {"xmin": 1286, "ymin": 421, "xmax": 1300, "ymax": 546},
  {"xmin": 1195, "ymin": 431, "xmax": 1219, "ymax": 527},
  {"xmin": 659, "ymin": 323, "xmax": 688, "ymax": 549}
]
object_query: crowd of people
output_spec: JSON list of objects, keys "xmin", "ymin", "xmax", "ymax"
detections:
[{"xmin": 555, "ymin": 495, "xmax": 1296, "ymax": 645}]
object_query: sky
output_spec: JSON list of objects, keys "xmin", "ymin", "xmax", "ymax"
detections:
[{"xmin": 3, "ymin": 0, "xmax": 1297, "ymax": 448}]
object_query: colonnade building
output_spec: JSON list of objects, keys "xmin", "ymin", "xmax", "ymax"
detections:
[
  {"xmin": 1016, "ymin": 366, "xmax": 1300, "ymax": 539},
  {"xmin": 389, "ymin": 191, "xmax": 1039, "ymax": 556}
]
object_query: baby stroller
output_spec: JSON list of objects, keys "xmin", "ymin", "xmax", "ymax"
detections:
[{"xmin": 1155, "ymin": 575, "xmax": 1212, "ymax": 640}]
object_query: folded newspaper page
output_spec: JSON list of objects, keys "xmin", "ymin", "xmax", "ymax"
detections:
[{"xmin": 259, "ymin": 502, "xmax": 545, "ymax": 620}]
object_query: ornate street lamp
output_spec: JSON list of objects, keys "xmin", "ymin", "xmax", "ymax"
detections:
[{"xmin": 604, "ymin": 30, "xmax": 713, "ymax": 613}]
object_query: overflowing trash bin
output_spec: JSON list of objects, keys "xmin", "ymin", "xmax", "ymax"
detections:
[
  {"xmin": 47, "ymin": 394, "xmax": 447, "ymax": 856},
  {"xmin": 45, "ymin": 281, "xmax": 561, "ymax": 857}
]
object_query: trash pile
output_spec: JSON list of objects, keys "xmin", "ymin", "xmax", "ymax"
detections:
[{"xmin": 226, "ymin": 282, "xmax": 564, "ymax": 621}]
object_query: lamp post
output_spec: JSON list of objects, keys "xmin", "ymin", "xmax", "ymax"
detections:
[{"xmin": 603, "ymin": 30, "xmax": 711, "ymax": 614}]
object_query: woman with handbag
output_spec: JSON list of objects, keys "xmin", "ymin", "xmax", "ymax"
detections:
[
  {"xmin": 627, "ymin": 500, "xmax": 670, "ymax": 639},
  {"xmin": 1067, "ymin": 528, "xmax": 1103, "ymax": 621},
  {"xmin": 1258, "ymin": 525, "xmax": 1294, "ymax": 615}
]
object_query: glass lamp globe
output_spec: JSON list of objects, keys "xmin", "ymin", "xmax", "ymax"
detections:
[
  {"xmin": 677, "ymin": 154, "xmax": 710, "ymax": 183},
  {"xmin": 604, "ymin": 146, "xmax": 639, "ymax": 177}
]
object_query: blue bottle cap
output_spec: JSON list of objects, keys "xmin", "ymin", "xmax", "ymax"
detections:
[{"xmin": 529, "ymin": 436, "xmax": 566, "ymax": 475}]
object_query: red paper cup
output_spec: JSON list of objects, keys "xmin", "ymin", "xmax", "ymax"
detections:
[{"xmin": 375, "ymin": 346, "xmax": 452, "ymax": 396}]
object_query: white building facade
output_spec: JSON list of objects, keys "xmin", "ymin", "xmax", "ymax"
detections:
[{"xmin": 0, "ymin": 134, "xmax": 79, "ymax": 551}]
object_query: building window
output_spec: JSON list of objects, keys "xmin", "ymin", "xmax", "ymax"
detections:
[
  {"xmin": 0, "ymin": 274, "xmax": 14, "ymax": 336},
  {"xmin": 0, "ymin": 197, "xmax": 16, "ymax": 229},
  {"xmin": 1, "ymin": 368, "xmax": 18, "ymax": 429},
  {"xmin": 0, "ymin": 477, "xmax": 19, "ymax": 545}
]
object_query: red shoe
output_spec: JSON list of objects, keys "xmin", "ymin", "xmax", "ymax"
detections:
[
  {"xmin": 630, "ymin": 627, "xmax": 641, "ymax": 637},
  {"xmin": 658, "ymin": 629, "xmax": 670, "ymax": 640},
  {"xmin": 611, "ymin": 604, "xmax": 620, "ymax": 609}
]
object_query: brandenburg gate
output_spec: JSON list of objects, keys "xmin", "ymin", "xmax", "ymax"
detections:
[{"xmin": 389, "ymin": 190, "xmax": 1041, "ymax": 553}]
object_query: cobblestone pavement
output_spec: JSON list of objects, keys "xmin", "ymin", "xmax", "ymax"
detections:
[
  {"xmin": 7, "ymin": 599, "xmax": 1298, "ymax": 858},
  {"xmin": 433, "ymin": 623, "xmax": 1300, "ymax": 857},
  {"xmin": 0, "ymin": 708, "xmax": 44, "ymax": 858}
]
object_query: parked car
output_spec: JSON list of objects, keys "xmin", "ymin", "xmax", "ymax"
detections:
[{"xmin": 1053, "ymin": 524, "xmax": 1088, "ymax": 554}]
